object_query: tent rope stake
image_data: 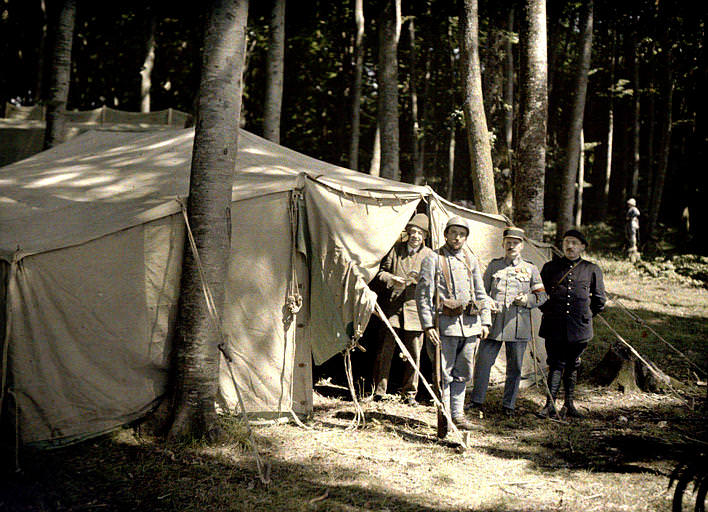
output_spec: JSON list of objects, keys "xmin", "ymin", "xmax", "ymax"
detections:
[
  {"xmin": 607, "ymin": 292, "xmax": 706, "ymax": 377},
  {"xmin": 178, "ymin": 198, "xmax": 271, "ymax": 485}
]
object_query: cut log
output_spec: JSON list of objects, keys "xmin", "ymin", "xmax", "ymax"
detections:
[{"xmin": 590, "ymin": 342, "xmax": 673, "ymax": 393}]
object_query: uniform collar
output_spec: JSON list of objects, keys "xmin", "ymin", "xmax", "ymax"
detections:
[
  {"xmin": 504, "ymin": 255, "xmax": 522, "ymax": 265},
  {"xmin": 562, "ymin": 256, "xmax": 582, "ymax": 265}
]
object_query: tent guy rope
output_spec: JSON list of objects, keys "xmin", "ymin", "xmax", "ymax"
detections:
[{"xmin": 178, "ymin": 198, "xmax": 271, "ymax": 485}]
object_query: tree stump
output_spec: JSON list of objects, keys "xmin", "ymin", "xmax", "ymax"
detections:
[{"xmin": 590, "ymin": 342, "xmax": 672, "ymax": 393}]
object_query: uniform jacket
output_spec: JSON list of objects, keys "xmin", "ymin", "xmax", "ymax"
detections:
[
  {"xmin": 376, "ymin": 241, "xmax": 433, "ymax": 331},
  {"xmin": 484, "ymin": 256, "xmax": 547, "ymax": 342},
  {"xmin": 415, "ymin": 245, "xmax": 491, "ymax": 337},
  {"xmin": 539, "ymin": 256, "xmax": 606, "ymax": 342}
]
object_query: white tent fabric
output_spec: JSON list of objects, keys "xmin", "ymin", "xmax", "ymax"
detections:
[{"xmin": 0, "ymin": 127, "xmax": 550, "ymax": 446}]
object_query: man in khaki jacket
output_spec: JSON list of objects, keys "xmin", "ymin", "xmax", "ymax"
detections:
[{"xmin": 373, "ymin": 213, "xmax": 433, "ymax": 405}]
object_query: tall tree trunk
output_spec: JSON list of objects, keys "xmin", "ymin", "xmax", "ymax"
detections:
[
  {"xmin": 603, "ymin": 33, "xmax": 616, "ymax": 211},
  {"xmin": 408, "ymin": 18, "xmax": 422, "ymax": 185},
  {"xmin": 140, "ymin": 5, "xmax": 156, "ymax": 113},
  {"xmin": 513, "ymin": 0, "xmax": 547, "ymax": 241},
  {"xmin": 500, "ymin": 8, "xmax": 515, "ymax": 219},
  {"xmin": 503, "ymin": 9, "xmax": 514, "ymax": 169},
  {"xmin": 630, "ymin": 32, "xmax": 641, "ymax": 199},
  {"xmin": 647, "ymin": 50, "xmax": 673, "ymax": 244},
  {"xmin": 34, "ymin": 0, "xmax": 48, "ymax": 104},
  {"xmin": 348, "ymin": 0, "xmax": 365, "ymax": 170},
  {"xmin": 459, "ymin": 0, "xmax": 497, "ymax": 214},
  {"xmin": 575, "ymin": 129, "xmax": 585, "ymax": 226},
  {"xmin": 263, "ymin": 0, "xmax": 285, "ymax": 143},
  {"xmin": 556, "ymin": 0, "xmax": 593, "ymax": 244},
  {"xmin": 168, "ymin": 0, "xmax": 249, "ymax": 443},
  {"xmin": 43, "ymin": 0, "xmax": 76, "ymax": 149},
  {"xmin": 447, "ymin": 125, "xmax": 456, "ymax": 201},
  {"xmin": 377, "ymin": 0, "xmax": 401, "ymax": 180},
  {"xmin": 369, "ymin": 124, "xmax": 381, "ymax": 176},
  {"xmin": 413, "ymin": 45, "xmax": 431, "ymax": 185}
]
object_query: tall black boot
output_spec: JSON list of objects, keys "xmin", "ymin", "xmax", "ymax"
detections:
[
  {"xmin": 561, "ymin": 369, "xmax": 582, "ymax": 418},
  {"xmin": 537, "ymin": 368, "xmax": 563, "ymax": 418}
]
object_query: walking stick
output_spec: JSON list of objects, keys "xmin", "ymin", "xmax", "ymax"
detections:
[{"xmin": 434, "ymin": 289, "xmax": 448, "ymax": 439}]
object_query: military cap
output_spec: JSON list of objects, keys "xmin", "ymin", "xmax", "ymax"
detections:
[
  {"xmin": 406, "ymin": 213, "xmax": 429, "ymax": 233},
  {"xmin": 627, "ymin": 198, "xmax": 637, "ymax": 206},
  {"xmin": 444, "ymin": 215, "xmax": 469, "ymax": 235},
  {"xmin": 502, "ymin": 226, "xmax": 525, "ymax": 240},
  {"xmin": 563, "ymin": 228, "xmax": 588, "ymax": 247}
]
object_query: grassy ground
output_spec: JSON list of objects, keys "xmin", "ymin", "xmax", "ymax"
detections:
[{"xmin": 1, "ymin": 240, "xmax": 706, "ymax": 512}]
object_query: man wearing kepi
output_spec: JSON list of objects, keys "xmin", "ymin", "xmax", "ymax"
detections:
[
  {"xmin": 538, "ymin": 229, "xmax": 606, "ymax": 419},
  {"xmin": 415, "ymin": 216, "xmax": 491, "ymax": 430},
  {"xmin": 470, "ymin": 227, "xmax": 547, "ymax": 418},
  {"xmin": 373, "ymin": 213, "xmax": 433, "ymax": 405}
]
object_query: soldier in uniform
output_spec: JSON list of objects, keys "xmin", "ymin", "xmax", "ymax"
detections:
[
  {"xmin": 470, "ymin": 227, "xmax": 547, "ymax": 417},
  {"xmin": 625, "ymin": 198, "xmax": 641, "ymax": 260},
  {"xmin": 415, "ymin": 216, "xmax": 491, "ymax": 430},
  {"xmin": 538, "ymin": 229, "xmax": 606, "ymax": 419},
  {"xmin": 372, "ymin": 213, "xmax": 434, "ymax": 405}
]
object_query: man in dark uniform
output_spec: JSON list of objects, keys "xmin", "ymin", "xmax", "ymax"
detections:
[{"xmin": 538, "ymin": 229, "xmax": 606, "ymax": 419}]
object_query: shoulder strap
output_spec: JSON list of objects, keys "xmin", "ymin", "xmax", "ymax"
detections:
[{"xmin": 438, "ymin": 249, "xmax": 454, "ymax": 294}]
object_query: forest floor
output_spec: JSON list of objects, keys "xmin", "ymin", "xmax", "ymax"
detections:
[{"xmin": 1, "ymin": 238, "xmax": 707, "ymax": 512}]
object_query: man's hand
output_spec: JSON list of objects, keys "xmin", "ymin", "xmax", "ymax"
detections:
[
  {"xmin": 425, "ymin": 327, "xmax": 440, "ymax": 346},
  {"xmin": 480, "ymin": 325, "xmax": 490, "ymax": 340},
  {"xmin": 513, "ymin": 293, "xmax": 528, "ymax": 307}
]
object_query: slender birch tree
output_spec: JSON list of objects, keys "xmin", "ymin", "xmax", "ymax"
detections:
[
  {"xmin": 168, "ymin": 0, "xmax": 249, "ymax": 443},
  {"xmin": 263, "ymin": 0, "xmax": 285, "ymax": 143},
  {"xmin": 459, "ymin": 0, "xmax": 497, "ymax": 213},
  {"xmin": 513, "ymin": 0, "xmax": 548, "ymax": 241}
]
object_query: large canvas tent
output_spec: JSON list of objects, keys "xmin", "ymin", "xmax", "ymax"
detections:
[{"xmin": 0, "ymin": 127, "xmax": 551, "ymax": 446}]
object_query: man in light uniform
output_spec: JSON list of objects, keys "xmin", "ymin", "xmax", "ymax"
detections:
[
  {"xmin": 469, "ymin": 227, "xmax": 547, "ymax": 418},
  {"xmin": 415, "ymin": 216, "xmax": 491, "ymax": 430},
  {"xmin": 373, "ymin": 213, "xmax": 433, "ymax": 405}
]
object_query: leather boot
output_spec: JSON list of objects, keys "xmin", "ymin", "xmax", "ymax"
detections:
[
  {"xmin": 537, "ymin": 368, "xmax": 563, "ymax": 418},
  {"xmin": 561, "ymin": 369, "xmax": 583, "ymax": 418}
]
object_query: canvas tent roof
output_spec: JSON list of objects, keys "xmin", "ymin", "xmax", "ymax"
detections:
[{"xmin": 0, "ymin": 127, "xmax": 550, "ymax": 446}]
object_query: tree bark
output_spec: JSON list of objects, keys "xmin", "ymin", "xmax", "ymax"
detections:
[
  {"xmin": 513, "ymin": 0, "xmax": 547, "ymax": 241},
  {"xmin": 140, "ymin": 5, "xmax": 156, "ymax": 113},
  {"xmin": 168, "ymin": 0, "xmax": 249, "ymax": 443},
  {"xmin": 369, "ymin": 124, "xmax": 381, "ymax": 176},
  {"xmin": 603, "ymin": 33, "xmax": 616, "ymax": 211},
  {"xmin": 377, "ymin": 0, "xmax": 401, "ymax": 180},
  {"xmin": 459, "ymin": 0, "xmax": 497, "ymax": 214},
  {"xmin": 575, "ymin": 129, "xmax": 584, "ymax": 226},
  {"xmin": 43, "ymin": 0, "xmax": 76, "ymax": 150},
  {"xmin": 499, "ymin": 9, "xmax": 515, "ymax": 219},
  {"xmin": 556, "ymin": 0, "xmax": 593, "ymax": 244},
  {"xmin": 34, "ymin": 0, "xmax": 48, "ymax": 104},
  {"xmin": 348, "ymin": 0, "xmax": 365, "ymax": 170},
  {"xmin": 647, "ymin": 49, "xmax": 673, "ymax": 244},
  {"xmin": 446, "ymin": 125, "xmax": 456, "ymax": 201},
  {"xmin": 630, "ymin": 31, "xmax": 641, "ymax": 199},
  {"xmin": 408, "ymin": 18, "xmax": 422, "ymax": 185},
  {"xmin": 263, "ymin": 0, "xmax": 285, "ymax": 143}
]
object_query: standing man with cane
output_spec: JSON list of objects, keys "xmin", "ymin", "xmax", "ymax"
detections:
[
  {"xmin": 416, "ymin": 216, "xmax": 491, "ymax": 431},
  {"xmin": 470, "ymin": 227, "xmax": 547, "ymax": 418}
]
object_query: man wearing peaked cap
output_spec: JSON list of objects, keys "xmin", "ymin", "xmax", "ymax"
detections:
[
  {"xmin": 372, "ymin": 212, "xmax": 433, "ymax": 405},
  {"xmin": 625, "ymin": 198, "xmax": 640, "ymax": 258},
  {"xmin": 537, "ymin": 228, "xmax": 606, "ymax": 419},
  {"xmin": 470, "ymin": 226, "xmax": 547, "ymax": 418}
]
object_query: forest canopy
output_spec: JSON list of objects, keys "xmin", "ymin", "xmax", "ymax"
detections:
[{"xmin": 1, "ymin": 0, "xmax": 704, "ymax": 251}]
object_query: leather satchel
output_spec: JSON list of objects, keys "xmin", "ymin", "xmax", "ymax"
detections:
[{"xmin": 441, "ymin": 298, "xmax": 468, "ymax": 316}]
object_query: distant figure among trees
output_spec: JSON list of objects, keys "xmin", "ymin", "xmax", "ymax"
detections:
[{"xmin": 625, "ymin": 198, "xmax": 640, "ymax": 260}]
